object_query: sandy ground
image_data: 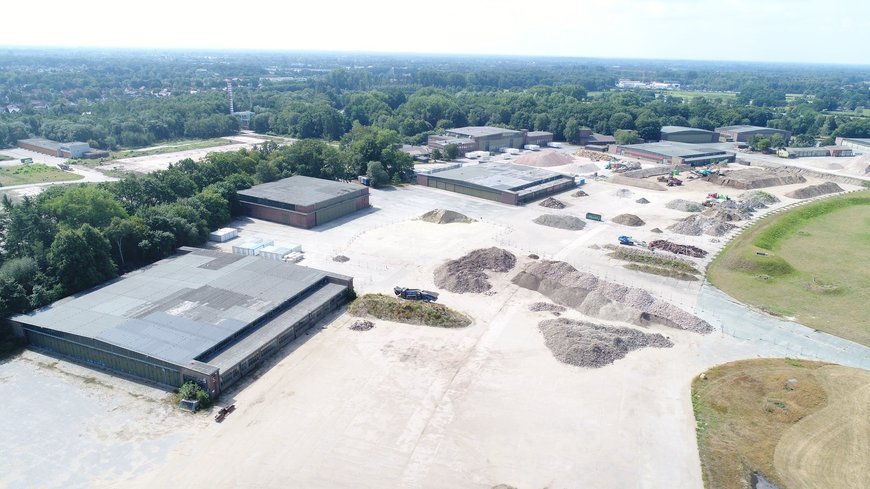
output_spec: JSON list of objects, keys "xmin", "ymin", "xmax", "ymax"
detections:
[
  {"xmin": 1, "ymin": 168, "xmax": 867, "ymax": 489},
  {"xmin": 774, "ymin": 366, "xmax": 870, "ymax": 489}
]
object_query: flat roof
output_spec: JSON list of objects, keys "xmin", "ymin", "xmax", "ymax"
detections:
[
  {"xmin": 18, "ymin": 138, "xmax": 61, "ymax": 150},
  {"xmin": 237, "ymin": 176, "xmax": 366, "ymax": 207},
  {"xmin": 715, "ymin": 125, "xmax": 787, "ymax": 134},
  {"xmin": 661, "ymin": 126, "xmax": 714, "ymax": 134},
  {"xmin": 427, "ymin": 163, "xmax": 569, "ymax": 192},
  {"xmin": 841, "ymin": 138, "xmax": 870, "ymax": 144},
  {"xmin": 621, "ymin": 141, "xmax": 733, "ymax": 158},
  {"xmin": 13, "ymin": 248, "xmax": 339, "ymax": 365},
  {"xmin": 447, "ymin": 126, "xmax": 522, "ymax": 138},
  {"xmin": 526, "ymin": 131, "xmax": 553, "ymax": 137}
]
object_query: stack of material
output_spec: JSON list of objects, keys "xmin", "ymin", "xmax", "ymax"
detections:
[
  {"xmin": 785, "ymin": 182, "xmax": 844, "ymax": 199},
  {"xmin": 708, "ymin": 167, "xmax": 806, "ymax": 189},
  {"xmin": 573, "ymin": 190, "xmax": 589, "ymax": 197},
  {"xmin": 739, "ymin": 190, "xmax": 780, "ymax": 211},
  {"xmin": 636, "ymin": 197, "xmax": 650, "ymax": 204},
  {"xmin": 668, "ymin": 215, "xmax": 737, "ymax": 236},
  {"xmin": 512, "ymin": 260, "xmax": 713, "ymax": 332},
  {"xmin": 529, "ymin": 302, "xmax": 567, "ymax": 313},
  {"xmin": 349, "ymin": 320, "xmax": 374, "ymax": 331},
  {"xmin": 649, "ymin": 240, "xmax": 708, "ymax": 258},
  {"xmin": 538, "ymin": 318, "xmax": 673, "ymax": 368},
  {"xmin": 533, "ymin": 214, "xmax": 586, "ymax": 230},
  {"xmin": 539, "ymin": 197, "xmax": 567, "ymax": 209},
  {"xmin": 514, "ymin": 151, "xmax": 575, "ymax": 167},
  {"xmin": 333, "ymin": 255, "xmax": 350, "ymax": 262},
  {"xmin": 611, "ymin": 214, "xmax": 645, "ymax": 226},
  {"xmin": 420, "ymin": 209, "xmax": 475, "ymax": 224},
  {"xmin": 434, "ymin": 247, "xmax": 517, "ymax": 293},
  {"xmin": 666, "ymin": 199, "xmax": 703, "ymax": 212}
]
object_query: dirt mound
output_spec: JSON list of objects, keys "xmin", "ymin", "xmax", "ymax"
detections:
[
  {"xmin": 533, "ymin": 214, "xmax": 586, "ymax": 230},
  {"xmin": 666, "ymin": 199, "xmax": 703, "ymax": 212},
  {"xmin": 649, "ymin": 240, "xmax": 707, "ymax": 258},
  {"xmin": 333, "ymin": 255, "xmax": 350, "ymax": 262},
  {"xmin": 785, "ymin": 182, "xmax": 844, "ymax": 199},
  {"xmin": 651, "ymin": 227, "xmax": 663, "ymax": 233},
  {"xmin": 514, "ymin": 150, "xmax": 574, "ymax": 167},
  {"xmin": 529, "ymin": 302, "xmax": 566, "ymax": 313},
  {"xmin": 419, "ymin": 209, "xmax": 475, "ymax": 224},
  {"xmin": 349, "ymin": 294, "xmax": 471, "ymax": 328},
  {"xmin": 709, "ymin": 168, "xmax": 806, "ymax": 189},
  {"xmin": 539, "ymin": 318, "xmax": 673, "ymax": 368},
  {"xmin": 668, "ymin": 214, "xmax": 737, "ymax": 236},
  {"xmin": 512, "ymin": 260, "xmax": 712, "ymax": 332},
  {"xmin": 575, "ymin": 163, "xmax": 600, "ymax": 173},
  {"xmin": 636, "ymin": 197, "xmax": 650, "ymax": 204},
  {"xmin": 349, "ymin": 319, "xmax": 374, "ymax": 331},
  {"xmin": 539, "ymin": 197, "xmax": 566, "ymax": 209},
  {"xmin": 612, "ymin": 214, "xmax": 645, "ymax": 226},
  {"xmin": 434, "ymin": 247, "xmax": 517, "ymax": 293},
  {"xmin": 615, "ymin": 188, "xmax": 634, "ymax": 198},
  {"xmin": 573, "ymin": 190, "xmax": 589, "ymax": 197}
]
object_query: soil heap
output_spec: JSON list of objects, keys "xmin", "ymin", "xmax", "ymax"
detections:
[
  {"xmin": 529, "ymin": 302, "xmax": 567, "ymax": 313},
  {"xmin": 539, "ymin": 197, "xmax": 567, "ymax": 209},
  {"xmin": 539, "ymin": 318, "xmax": 673, "ymax": 368},
  {"xmin": 708, "ymin": 168, "xmax": 806, "ymax": 189},
  {"xmin": 512, "ymin": 260, "xmax": 713, "ymax": 333},
  {"xmin": 533, "ymin": 214, "xmax": 586, "ymax": 230},
  {"xmin": 333, "ymin": 255, "xmax": 350, "ymax": 262},
  {"xmin": 434, "ymin": 247, "xmax": 516, "ymax": 293},
  {"xmin": 668, "ymin": 214, "xmax": 737, "ymax": 236},
  {"xmin": 636, "ymin": 197, "xmax": 650, "ymax": 204},
  {"xmin": 649, "ymin": 240, "xmax": 707, "ymax": 258},
  {"xmin": 612, "ymin": 214, "xmax": 645, "ymax": 226},
  {"xmin": 785, "ymin": 182, "xmax": 844, "ymax": 199},
  {"xmin": 666, "ymin": 199, "xmax": 703, "ymax": 212},
  {"xmin": 419, "ymin": 209, "xmax": 475, "ymax": 224}
]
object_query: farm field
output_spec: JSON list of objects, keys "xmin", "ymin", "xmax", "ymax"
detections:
[
  {"xmin": 709, "ymin": 191, "xmax": 870, "ymax": 346},
  {"xmin": 0, "ymin": 163, "xmax": 84, "ymax": 186},
  {"xmin": 692, "ymin": 358, "xmax": 870, "ymax": 489}
]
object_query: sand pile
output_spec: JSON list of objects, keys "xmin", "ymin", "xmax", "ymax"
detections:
[
  {"xmin": 668, "ymin": 215, "xmax": 737, "ymax": 236},
  {"xmin": 666, "ymin": 199, "xmax": 703, "ymax": 212},
  {"xmin": 420, "ymin": 209, "xmax": 475, "ymax": 224},
  {"xmin": 539, "ymin": 197, "xmax": 567, "ymax": 209},
  {"xmin": 333, "ymin": 255, "xmax": 350, "ymax": 262},
  {"xmin": 636, "ymin": 197, "xmax": 650, "ymax": 204},
  {"xmin": 708, "ymin": 168, "xmax": 806, "ymax": 189},
  {"xmin": 515, "ymin": 151, "xmax": 574, "ymax": 167},
  {"xmin": 349, "ymin": 319, "xmax": 374, "ymax": 331},
  {"xmin": 534, "ymin": 214, "xmax": 586, "ymax": 230},
  {"xmin": 649, "ymin": 240, "xmax": 707, "ymax": 258},
  {"xmin": 610, "ymin": 174, "xmax": 667, "ymax": 191},
  {"xmin": 512, "ymin": 260, "xmax": 713, "ymax": 333},
  {"xmin": 612, "ymin": 214, "xmax": 645, "ymax": 226},
  {"xmin": 529, "ymin": 302, "xmax": 566, "ymax": 314},
  {"xmin": 575, "ymin": 163, "xmax": 600, "ymax": 173},
  {"xmin": 434, "ymin": 247, "xmax": 516, "ymax": 293},
  {"xmin": 538, "ymin": 318, "xmax": 673, "ymax": 368},
  {"xmin": 785, "ymin": 182, "xmax": 844, "ymax": 199}
]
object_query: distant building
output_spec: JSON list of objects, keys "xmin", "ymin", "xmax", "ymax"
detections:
[
  {"xmin": 715, "ymin": 125, "xmax": 791, "ymax": 143},
  {"xmin": 232, "ymin": 110, "xmax": 254, "ymax": 129},
  {"xmin": 427, "ymin": 126, "xmax": 554, "ymax": 154},
  {"xmin": 400, "ymin": 145, "xmax": 432, "ymax": 162},
  {"xmin": 777, "ymin": 146, "xmax": 853, "ymax": 158},
  {"xmin": 573, "ymin": 128, "xmax": 616, "ymax": 147},
  {"xmin": 416, "ymin": 162, "xmax": 576, "ymax": 205},
  {"xmin": 835, "ymin": 137, "xmax": 870, "ymax": 153},
  {"xmin": 616, "ymin": 79, "xmax": 681, "ymax": 90},
  {"xmin": 615, "ymin": 141, "xmax": 736, "ymax": 166},
  {"xmin": 17, "ymin": 138, "xmax": 107, "ymax": 159},
  {"xmin": 659, "ymin": 126, "xmax": 719, "ymax": 144},
  {"xmin": 237, "ymin": 176, "xmax": 370, "ymax": 229},
  {"xmin": 525, "ymin": 131, "xmax": 554, "ymax": 147}
]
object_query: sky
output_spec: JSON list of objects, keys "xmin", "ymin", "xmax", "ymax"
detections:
[{"xmin": 2, "ymin": 0, "xmax": 868, "ymax": 65}]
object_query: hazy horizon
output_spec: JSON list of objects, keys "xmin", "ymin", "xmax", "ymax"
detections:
[{"xmin": 2, "ymin": 0, "xmax": 868, "ymax": 66}]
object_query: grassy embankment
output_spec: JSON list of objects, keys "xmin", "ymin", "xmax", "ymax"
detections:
[
  {"xmin": 693, "ymin": 358, "xmax": 870, "ymax": 489},
  {"xmin": 606, "ymin": 245, "xmax": 701, "ymax": 281},
  {"xmin": 0, "ymin": 163, "xmax": 84, "ymax": 187},
  {"xmin": 708, "ymin": 191, "xmax": 870, "ymax": 346},
  {"xmin": 0, "ymin": 154, "xmax": 13, "ymax": 162},
  {"xmin": 349, "ymin": 294, "xmax": 471, "ymax": 328},
  {"xmin": 109, "ymin": 138, "xmax": 232, "ymax": 159}
]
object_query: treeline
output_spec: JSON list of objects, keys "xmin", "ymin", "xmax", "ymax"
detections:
[{"xmin": 0, "ymin": 128, "xmax": 411, "ymax": 319}]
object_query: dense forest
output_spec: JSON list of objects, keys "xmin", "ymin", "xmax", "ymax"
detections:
[{"xmin": 2, "ymin": 50, "xmax": 870, "ymax": 151}]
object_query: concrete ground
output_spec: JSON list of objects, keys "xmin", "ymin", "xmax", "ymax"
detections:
[{"xmin": 2, "ymin": 166, "xmax": 867, "ymax": 488}]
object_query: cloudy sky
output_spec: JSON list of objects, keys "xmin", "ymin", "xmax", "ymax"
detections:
[{"xmin": 2, "ymin": 0, "xmax": 868, "ymax": 65}]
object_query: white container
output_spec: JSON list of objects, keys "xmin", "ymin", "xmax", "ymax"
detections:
[
  {"xmin": 209, "ymin": 227, "xmax": 238, "ymax": 243},
  {"xmin": 232, "ymin": 238, "xmax": 273, "ymax": 256}
]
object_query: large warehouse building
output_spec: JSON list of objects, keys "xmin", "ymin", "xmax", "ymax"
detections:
[
  {"xmin": 9, "ymin": 248, "xmax": 353, "ymax": 395},
  {"xmin": 715, "ymin": 125, "xmax": 791, "ymax": 143},
  {"xmin": 17, "ymin": 138, "xmax": 107, "ymax": 159},
  {"xmin": 835, "ymin": 137, "xmax": 870, "ymax": 153},
  {"xmin": 659, "ymin": 126, "xmax": 719, "ymax": 144},
  {"xmin": 238, "ymin": 176, "xmax": 370, "ymax": 229},
  {"xmin": 427, "ymin": 126, "xmax": 554, "ymax": 153},
  {"xmin": 615, "ymin": 141, "xmax": 736, "ymax": 166},
  {"xmin": 416, "ymin": 162, "xmax": 576, "ymax": 205}
]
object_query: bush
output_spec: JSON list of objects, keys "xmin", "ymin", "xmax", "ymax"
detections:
[{"xmin": 178, "ymin": 380, "xmax": 212, "ymax": 408}]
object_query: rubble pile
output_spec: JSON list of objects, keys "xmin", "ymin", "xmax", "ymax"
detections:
[
  {"xmin": 785, "ymin": 182, "xmax": 844, "ymax": 199},
  {"xmin": 419, "ymin": 209, "xmax": 475, "ymax": 224},
  {"xmin": 539, "ymin": 197, "xmax": 567, "ymax": 209},
  {"xmin": 648, "ymin": 240, "xmax": 708, "ymax": 258},
  {"xmin": 533, "ymin": 214, "xmax": 586, "ymax": 230},
  {"xmin": 538, "ymin": 318, "xmax": 673, "ymax": 368},
  {"xmin": 611, "ymin": 214, "xmax": 645, "ymax": 226},
  {"xmin": 434, "ymin": 247, "xmax": 517, "ymax": 293}
]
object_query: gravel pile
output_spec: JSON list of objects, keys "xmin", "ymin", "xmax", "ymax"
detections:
[
  {"xmin": 539, "ymin": 197, "xmax": 567, "ymax": 209},
  {"xmin": 615, "ymin": 188, "xmax": 634, "ymax": 198},
  {"xmin": 708, "ymin": 168, "xmax": 806, "ymax": 189},
  {"xmin": 515, "ymin": 151, "xmax": 574, "ymax": 167},
  {"xmin": 636, "ymin": 197, "xmax": 650, "ymax": 204},
  {"xmin": 575, "ymin": 148, "xmax": 616, "ymax": 162},
  {"xmin": 611, "ymin": 213, "xmax": 645, "ymax": 226},
  {"xmin": 649, "ymin": 240, "xmax": 708, "ymax": 258},
  {"xmin": 533, "ymin": 214, "xmax": 586, "ymax": 230},
  {"xmin": 434, "ymin": 247, "xmax": 517, "ymax": 293},
  {"xmin": 573, "ymin": 190, "xmax": 589, "ymax": 197},
  {"xmin": 666, "ymin": 199, "xmax": 703, "ymax": 212},
  {"xmin": 529, "ymin": 302, "xmax": 567, "ymax": 313},
  {"xmin": 538, "ymin": 318, "xmax": 673, "ymax": 368},
  {"xmin": 333, "ymin": 255, "xmax": 350, "ymax": 262},
  {"xmin": 419, "ymin": 209, "xmax": 475, "ymax": 224},
  {"xmin": 651, "ymin": 227, "xmax": 663, "ymax": 233},
  {"xmin": 739, "ymin": 190, "xmax": 780, "ymax": 210},
  {"xmin": 785, "ymin": 182, "xmax": 844, "ymax": 199},
  {"xmin": 512, "ymin": 260, "xmax": 713, "ymax": 333},
  {"xmin": 349, "ymin": 319, "xmax": 374, "ymax": 331},
  {"xmin": 704, "ymin": 208, "xmax": 748, "ymax": 222},
  {"xmin": 668, "ymin": 214, "xmax": 737, "ymax": 236}
]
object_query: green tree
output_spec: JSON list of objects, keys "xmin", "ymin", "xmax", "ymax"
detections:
[
  {"xmin": 431, "ymin": 149, "xmax": 443, "ymax": 161},
  {"xmin": 366, "ymin": 161, "xmax": 390, "ymax": 188},
  {"xmin": 104, "ymin": 217, "xmax": 148, "ymax": 269},
  {"xmin": 41, "ymin": 186, "xmax": 128, "ymax": 229},
  {"xmin": 444, "ymin": 143, "xmax": 460, "ymax": 160},
  {"xmin": 614, "ymin": 130, "xmax": 641, "ymax": 145},
  {"xmin": 48, "ymin": 224, "xmax": 117, "ymax": 295}
]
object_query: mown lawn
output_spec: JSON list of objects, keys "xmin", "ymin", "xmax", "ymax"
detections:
[{"xmin": 0, "ymin": 164, "xmax": 84, "ymax": 186}]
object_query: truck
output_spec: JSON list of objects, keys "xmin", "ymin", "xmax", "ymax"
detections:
[
  {"xmin": 394, "ymin": 286, "xmax": 439, "ymax": 302},
  {"xmin": 618, "ymin": 236, "xmax": 647, "ymax": 247}
]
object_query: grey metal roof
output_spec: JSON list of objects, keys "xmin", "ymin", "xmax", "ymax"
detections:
[
  {"xmin": 447, "ymin": 126, "xmax": 522, "ymax": 138},
  {"xmin": 18, "ymin": 138, "xmax": 61, "ymax": 151},
  {"xmin": 427, "ymin": 163, "xmax": 569, "ymax": 192},
  {"xmin": 526, "ymin": 131, "xmax": 553, "ymax": 137},
  {"xmin": 621, "ymin": 141, "xmax": 733, "ymax": 158},
  {"xmin": 13, "ymin": 248, "xmax": 337, "ymax": 365},
  {"xmin": 660, "ymin": 126, "xmax": 714, "ymax": 134},
  {"xmin": 237, "ymin": 176, "xmax": 366, "ymax": 207},
  {"xmin": 715, "ymin": 125, "xmax": 788, "ymax": 134}
]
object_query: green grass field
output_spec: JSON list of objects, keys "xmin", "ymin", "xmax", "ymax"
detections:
[
  {"xmin": 0, "ymin": 154, "xmax": 13, "ymax": 162},
  {"xmin": 108, "ymin": 138, "xmax": 232, "ymax": 160},
  {"xmin": 0, "ymin": 163, "xmax": 84, "ymax": 187},
  {"xmin": 666, "ymin": 90, "xmax": 737, "ymax": 101},
  {"xmin": 708, "ymin": 191, "xmax": 870, "ymax": 346}
]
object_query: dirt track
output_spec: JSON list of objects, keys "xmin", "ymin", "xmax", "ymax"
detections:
[{"xmin": 774, "ymin": 366, "xmax": 870, "ymax": 489}]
